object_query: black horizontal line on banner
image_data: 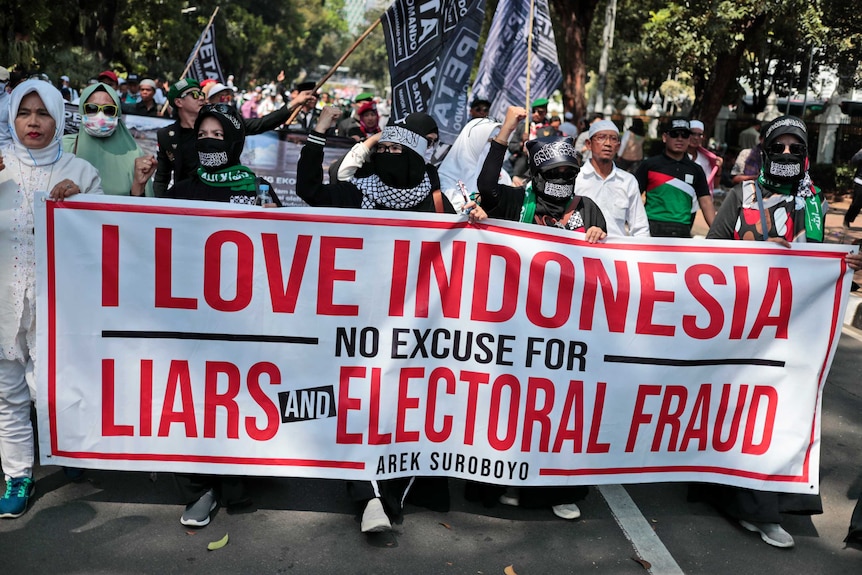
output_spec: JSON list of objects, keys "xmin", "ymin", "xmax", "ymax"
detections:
[
  {"xmin": 604, "ymin": 355, "xmax": 785, "ymax": 368},
  {"xmin": 102, "ymin": 331, "xmax": 318, "ymax": 345}
]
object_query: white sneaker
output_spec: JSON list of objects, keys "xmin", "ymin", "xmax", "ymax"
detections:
[
  {"xmin": 361, "ymin": 498, "xmax": 391, "ymax": 533},
  {"xmin": 739, "ymin": 520, "xmax": 795, "ymax": 548},
  {"xmin": 499, "ymin": 488, "xmax": 520, "ymax": 507},
  {"xmin": 552, "ymin": 503, "xmax": 581, "ymax": 520}
]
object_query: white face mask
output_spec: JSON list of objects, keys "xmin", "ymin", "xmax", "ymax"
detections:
[{"xmin": 82, "ymin": 112, "xmax": 119, "ymax": 138}]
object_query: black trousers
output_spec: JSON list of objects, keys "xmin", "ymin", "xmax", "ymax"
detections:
[
  {"xmin": 845, "ymin": 183, "xmax": 862, "ymax": 226},
  {"xmin": 649, "ymin": 220, "xmax": 692, "ymax": 238}
]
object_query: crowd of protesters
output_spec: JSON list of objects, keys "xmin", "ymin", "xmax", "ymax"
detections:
[{"xmin": 2, "ymin": 64, "xmax": 862, "ymax": 550}]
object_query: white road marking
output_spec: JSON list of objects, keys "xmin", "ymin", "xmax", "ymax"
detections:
[
  {"xmin": 841, "ymin": 326, "xmax": 862, "ymax": 343},
  {"xmin": 598, "ymin": 484, "xmax": 684, "ymax": 575}
]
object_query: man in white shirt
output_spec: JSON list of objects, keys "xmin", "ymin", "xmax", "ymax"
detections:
[{"xmin": 573, "ymin": 120, "xmax": 650, "ymax": 237}]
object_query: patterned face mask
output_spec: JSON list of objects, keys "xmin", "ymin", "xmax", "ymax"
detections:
[
  {"xmin": 82, "ymin": 112, "xmax": 119, "ymax": 138},
  {"xmin": 197, "ymin": 138, "xmax": 231, "ymax": 172}
]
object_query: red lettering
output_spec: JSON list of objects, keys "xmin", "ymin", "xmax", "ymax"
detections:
[
  {"xmin": 158, "ymin": 360, "xmax": 198, "ymax": 437},
  {"xmin": 651, "ymin": 385, "xmax": 688, "ymax": 451},
  {"xmin": 318, "ymin": 236, "xmax": 361, "ymax": 316},
  {"xmin": 396, "ymin": 367, "xmax": 423, "ymax": 442},
  {"xmin": 245, "ymin": 362, "xmax": 281, "ymax": 441},
  {"xmin": 368, "ymin": 367, "xmax": 391, "ymax": 445},
  {"xmin": 748, "ymin": 268, "xmax": 792, "ymax": 339},
  {"xmin": 102, "ymin": 225, "xmax": 119, "ymax": 307},
  {"xmin": 587, "ymin": 382, "xmax": 610, "ymax": 453},
  {"xmin": 336, "ymin": 366, "xmax": 364, "ymax": 444},
  {"xmin": 470, "ymin": 243, "xmax": 520, "ymax": 322},
  {"xmin": 729, "ymin": 267, "xmax": 749, "ymax": 339},
  {"xmin": 526, "ymin": 251, "xmax": 574, "ymax": 328},
  {"xmin": 203, "ymin": 231, "xmax": 254, "ymax": 312},
  {"xmin": 388, "ymin": 240, "xmax": 410, "ymax": 317},
  {"xmin": 461, "ymin": 370, "xmax": 490, "ymax": 444},
  {"xmin": 488, "ymin": 374, "xmax": 520, "ymax": 450},
  {"xmin": 154, "ymin": 228, "xmax": 197, "ymax": 309},
  {"xmin": 521, "ymin": 377, "xmax": 554, "ymax": 452},
  {"xmin": 426, "ymin": 367, "xmax": 455, "ymax": 443},
  {"xmin": 101, "ymin": 359, "xmax": 134, "ymax": 436},
  {"xmin": 203, "ymin": 361, "xmax": 241, "ymax": 439},
  {"xmin": 140, "ymin": 359, "xmax": 153, "ymax": 437},
  {"xmin": 742, "ymin": 386, "xmax": 777, "ymax": 454},
  {"xmin": 713, "ymin": 384, "xmax": 748, "ymax": 452},
  {"xmin": 415, "ymin": 241, "xmax": 465, "ymax": 318},
  {"xmin": 580, "ymin": 258, "xmax": 630, "ymax": 332},
  {"xmin": 679, "ymin": 384, "xmax": 711, "ymax": 451},
  {"xmin": 552, "ymin": 380, "xmax": 584, "ymax": 453},
  {"xmin": 682, "ymin": 265, "xmax": 726, "ymax": 339},
  {"xmin": 626, "ymin": 384, "xmax": 662, "ymax": 451},
  {"xmin": 636, "ymin": 263, "xmax": 676, "ymax": 336},
  {"xmin": 262, "ymin": 233, "xmax": 312, "ymax": 313}
]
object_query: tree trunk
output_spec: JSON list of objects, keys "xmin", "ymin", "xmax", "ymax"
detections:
[
  {"xmin": 549, "ymin": 0, "xmax": 600, "ymax": 122},
  {"xmin": 691, "ymin": 13, "xmax": 768, "ymax": 136}
]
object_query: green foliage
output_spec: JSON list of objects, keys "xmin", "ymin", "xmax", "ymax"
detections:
[{"xmin": 5, "ymin": 0, "xmax": 350, "ymax": 89}]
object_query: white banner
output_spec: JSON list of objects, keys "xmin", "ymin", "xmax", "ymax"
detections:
[{"xmin": 35, "ymin": 196, "xmax": 854, "ymax": 492}]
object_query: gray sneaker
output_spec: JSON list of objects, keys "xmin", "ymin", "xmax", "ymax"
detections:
[
  {"xmin": 181, "ymin": 489, "xmax": 217, "ymax": 527},
  {"xmin": 739, "ymin": 520, "xmax": 795, "ymax": 548}
]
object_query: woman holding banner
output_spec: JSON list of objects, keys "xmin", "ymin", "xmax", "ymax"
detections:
[
  {"xmin": 296, "ymin": 105, "xmax": 485, "ymax": 534},
  {"xmin": 62, "ymin": 82, "xmax": 156, "ymax": 197},
  {"xmin": 702, "ymin": 115, "xmax": 862, "ymax": 548},
  {"xmin": 167, "ymin": 102, "xmax": 282, "ymax": 528},
  {"xmin": 0, "ymin": 79, "xmax": 102, "ymax": 518},
  {"xmin": 472, "ymin": 105, "xmax": 606, "ymax": 521}
]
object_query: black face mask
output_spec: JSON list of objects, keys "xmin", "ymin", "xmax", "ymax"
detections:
[
  {"xmin": 763, "ymin": 152, "xmax": 804, "ymax": 184},
  {"xmin": 197, "ymin": 138, "xmax": 231, "ymax": 172},
  {"xmin": 372, "ymin": 152, "xmax": 425, "ymax": 188},
  {"xmin": 533, "ymin": 166, "xmax": 578, "ymax": 199}
]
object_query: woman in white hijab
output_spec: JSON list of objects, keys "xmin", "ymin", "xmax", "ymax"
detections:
[
  {"xmin": 437, "ymin": 117, "xmax": 513, "ymax": 211},
  {"xmin": 0, "ymin": 79, "xmax": 102, "ymax": 519}
]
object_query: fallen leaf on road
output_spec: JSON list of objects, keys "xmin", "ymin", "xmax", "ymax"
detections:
[
  {"xmin": 631, "ymin": 557, "xmax": 651, "ymax": 570},
  {"xmin": 207, "ymin": 533, "xmax": 229, "ymax": 551},
  {"xmin": 185, "ymin": 531, "xmax": 197, "ymax": 536},
  {"xmin": 439, "ymin": 522, "xmax": 452, "ymax": 529},
  {"xmin": 504, "ymin": 566, "xmax": 518, "ymax": 575}
]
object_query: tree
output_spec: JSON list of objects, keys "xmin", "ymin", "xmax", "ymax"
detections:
[{"xmin": 548, "ymin": 0, "xmax": 602, "ymax": 122}]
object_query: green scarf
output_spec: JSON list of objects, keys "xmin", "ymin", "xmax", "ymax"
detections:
[
  {"xmin": 519, "ymin": 182, "xmax": 537, "ymax": 224},
  {"xmin": 756, "ymin": 173, "xmax": 823, "ymax": 242},
  {"xmin": 197, "ymin": 164, "xmax": 257, "ymax": 193}
]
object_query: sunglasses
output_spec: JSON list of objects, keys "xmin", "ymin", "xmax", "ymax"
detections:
[
  {"xmin": 182, "ymin": 90, "xmax": 203, "ymax": 100},
  {"xmin": 83, "ymin": 103, "xmax": 119, "ymax": 117},
  {"xmin": 767, "ymin": 142, "xmax": 807, "ymax": 156},
  {"xmin": 666, "ymin": 130, "xmax": 692, "ymax": 139},
  {"xmin": 202, "ymin": 103, "xmax": 234, "ymax": 115}
]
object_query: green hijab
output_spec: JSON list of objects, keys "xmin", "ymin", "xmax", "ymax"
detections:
[{"xmin": 62, "ymin": 82, "xmax": 153, "ymax": 196}]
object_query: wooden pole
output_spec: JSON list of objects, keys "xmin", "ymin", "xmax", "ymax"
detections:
[
  {"xmin": 160, "ymin": 6, "xmax": 220, "ymax": 116},
  {"xmin": 524, "ymin": 0, "xmax": 536, "ymax": 137},
  {"xmin": 284, "ymin": 18, "xmax": 382, "ymax": 127}
]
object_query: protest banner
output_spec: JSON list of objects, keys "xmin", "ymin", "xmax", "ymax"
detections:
[
  {"xmin": 183, "ymin": 9, "xmax": 226, "ymax": 84},
  {"xmin": 471, "ymin": 0, "xmax": 562, "ymax": 124},
  {"xmin": 35, "ymin": 196, "xmax": 853, "ymax": 492},
  {"xmin": 382, "ymin": 0, "xmax": 486, "ymax": 144}
]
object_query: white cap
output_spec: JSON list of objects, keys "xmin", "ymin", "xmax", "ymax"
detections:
[
  {"xmin": 588, "ymin": 119, "xmax": 620, "ymax": 138},
  {"xmin": 206, "ymin": 82, "xmax": 231, "ymax": 99},
  {"xmin": 690, "ymin": 120, "xmax": 705, "ymax": 131}
]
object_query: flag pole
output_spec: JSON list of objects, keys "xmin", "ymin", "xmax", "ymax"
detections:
[
  {"xmin": 284, "ymin": 18, "xmax": 382, "ymax": 127},
  {"xmin": 524, "ymin": 0, "xmax": 536, "ymax": 137},
  {"xmin": 160, "ymin": 7, "xmax": 220, "ymax": 116}
]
